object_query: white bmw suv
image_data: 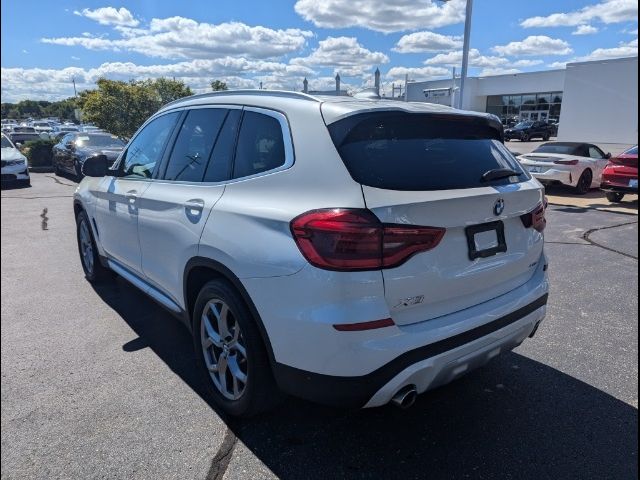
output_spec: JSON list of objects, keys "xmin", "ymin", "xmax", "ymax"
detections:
[{"xmin": 74, "ymin": 91, "xmax": 549, "ymax": 416}]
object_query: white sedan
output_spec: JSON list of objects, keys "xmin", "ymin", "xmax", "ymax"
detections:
[
  {"xmin": 1, "ymin": 133, "xmax": 30, "ymax": 186},
  {"xmin": 518, "ymin": 142, "xmax": 611, "ymax": 195}
]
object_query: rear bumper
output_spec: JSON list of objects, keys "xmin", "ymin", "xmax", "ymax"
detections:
[
  {"xmin": 263, "ymin": 256, "xmax": 549, "ymax": 408},
  {"xmin": 600, "ymin": 180, "xmax": 637, "ymax": 194},
  {"xmin": 530, "ymin": 169, "xmax": 573, "ymax": 186},
  {"xmin": 273, "ymin": 294, "xmax": 547, "ymax": 408}
]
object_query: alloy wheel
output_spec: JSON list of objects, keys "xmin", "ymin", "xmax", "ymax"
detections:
[
  {"xmin": 200, "ymin": 299, "xmax": 248, "ymax": 400},
  {"xmin": 78, "ymin": 219, "xmax": 94, "ymax": 275}
]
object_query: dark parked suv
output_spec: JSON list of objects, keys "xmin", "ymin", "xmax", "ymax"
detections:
[{"xmin": 504, "ymin": 121, "xmax": 554, "ymax": 142}]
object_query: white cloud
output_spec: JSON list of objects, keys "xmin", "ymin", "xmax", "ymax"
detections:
[
  {"xmin": 424, "ymin": 49, "xmax": 509, "ymax": 68},
  {"xmin": 0, "ymin": 58, "xmax": 317, "ymax": 102},
  {"xmin": 385, "ymin": 66, "xmax": 450, "ymax": 81},
  {"xmin": 575, "ymin": 38, "xmax": 638, "ymax": 61},
  {"xmin": 492, "ymin": 36, "xmax": 573, "ymax": 56},
  {"xmin": 71, "ymin": 56, "xmax": 80, "ymax": 60},
  {"xmin": 393, "ymin": 31, "xmax": 462, "ymax": 53},
  {"xmin": 520, "ymin": 0, "xmax": 637, "ymax": 28},
  {"xmin": 43, "ymin": 18, "xmax": 313, "ymax": 60},
  {"xmin": 512, "ymin": 59, "xmax": 544, "ymax": 67},
  {"xmin": 74, "ymin": 7, "xmax": 139, "ymax": 27},
  {"xmin": 547, "ymin": 38, "xmax": 637, "ymax": 68},
  {"xmin": 572, "ymin": 24, "xmax": 599, "ymax": 35},
  {"xmin": 294, "ymin": 0, "xmax": 466, "ymax": 33},
  {"xmin": 479, "ymin": 68, "xmax": 522, "ymax": 76},
  {"xmin": 291, "ymin": 36, "xmax": 388, "ymax": 77}
]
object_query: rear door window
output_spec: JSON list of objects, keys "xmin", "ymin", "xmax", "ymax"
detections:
[
  {"xmin": 232, "ymin": 111, "xmax": 286, "ymax": 179},
  {"xmin": 327, "ymin": 112, "xmax": 526, "ymax": 191},
  {"xmin": 203, "ymin": 109, "xmax": 241, "ymax": 182},
  {"xmin": 162, "ymin": 108, "xmax": 227, "ymax": 182}
]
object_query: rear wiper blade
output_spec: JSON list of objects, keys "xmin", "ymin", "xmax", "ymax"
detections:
[{"xmin": 480, "ymin": 168, "xmax": 523, "ymax": 182}]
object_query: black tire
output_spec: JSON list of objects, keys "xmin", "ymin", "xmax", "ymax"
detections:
[
  {"xmin": 543, "ymin": 134, "xmax": 550, "ymax": 141},
  {"xmin": 521, "ymin": 133, "xmax": 529, "ymax": 142},
  {"xmin": 193, "ymin": 279, "xmax": 282, "ymax": 417},
  {"xmin": 605, "ymin": 192, "xmax": 625, "ymax": 203},
  {"xmin": 53, "ymin": 157, "xmax": 61, "ymax": 176},
  {"xmin": 574, "ymin": 169, "xmax": 593, "ymax": 195},
  {"xmin": 76, "ymin": 210, "xmax": 111, "ymax": 283},
  {"xmin": 505, "ymin": 138, "xmax": 511, "ymax": 142}
]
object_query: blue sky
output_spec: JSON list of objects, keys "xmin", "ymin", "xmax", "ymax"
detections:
[{"xmin": 1, "ymin": 0, "xmax": 637, "ymax": 102}]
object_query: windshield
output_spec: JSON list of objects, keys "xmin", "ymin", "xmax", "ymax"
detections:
[
  {"xmin": 75, "ymin": 134, "xmax": 125, "ymax": 148},
  {"xmin": 623, "ymin": 146, "xmax": 638, "ymax": 155},
  {"xmin": 533, "ymin": 144, "xmax": 580, "ymax": 155},
  {"xmin": 1, "ymin": 135, "xmax": 14, "ymax": 148},
  {"xmin": 514, "ymin": 122, "xmax": 533, "ymax": 128},
  {"xmin": 328, "ymin": 112, "xmax": 527, "ymax": 191}
]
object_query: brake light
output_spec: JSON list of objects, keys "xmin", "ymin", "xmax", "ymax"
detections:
[
  {"xmin": 520, "ymin": 201, "xmax": 546, "ymax": 232},
  {"xmin": 290, "ymin": 209, "xmax": 446, "ymax": 271},
  {"xmin": 553, "ymin": 159, "xmax": 579, "ymax": 165}
]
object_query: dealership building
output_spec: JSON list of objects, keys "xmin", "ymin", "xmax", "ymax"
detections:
[{"xmin": 404, "ymin": 56, "xmax": 638, "ymax": 145}]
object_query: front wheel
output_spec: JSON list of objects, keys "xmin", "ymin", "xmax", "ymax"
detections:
[
  {"xmin": 605, "ymin": 192, "xmax": 625, "ymax": 203},
  {"xmin": 193, "ymin": 280, "xmax": 282, "ymax": 417},
  {"xmin": 521, "ymin": 133, "xmax": 530, "ymax": 142},
  {"xmin": 574, "ymin": 169, "xmax": 593, "ymax": 195},
  {"xmin": 543, "ymin": 134, "xmax": 550, "ymax": 141},
  {"xmin": 76, "ymin": 210, "xmax": 112, "ymax": 283}
]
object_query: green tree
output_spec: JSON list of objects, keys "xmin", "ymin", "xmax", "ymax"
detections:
[
  {"xmin": 210, "ymin": 80, "xmax": 228, "ymax": 91},
  {"xmin": 80, "ymin": 77, "xmax": 193, "ymax": 139},
  {"xmin": 152, "ymin": 77, "xmax": 193, "ymax": 105}
]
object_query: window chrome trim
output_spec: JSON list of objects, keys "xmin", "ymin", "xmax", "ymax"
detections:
[{"xmin": 148, "ymin": 105, "xmax": 295, "ymax": 186}]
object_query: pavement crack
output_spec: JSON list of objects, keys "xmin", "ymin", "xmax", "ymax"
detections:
[
  {"xmin": 205, "ymin": 426, "xmax": 238, "ymax": 480},
  {"xmin": 582, "ymin": 221, "xmax": 638, "ymax": 260}
]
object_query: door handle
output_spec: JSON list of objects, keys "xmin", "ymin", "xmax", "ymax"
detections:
[
  {"xmin": 125, "ymin": 190, "xmax": 138, "ymax": 204},
  {"xmin": 184, "ymin": 198, "xmax": 204, "ymax": 215},
  {"xmin": 184, "ymin": 199, "xmax": 205, "ymax": 211}
]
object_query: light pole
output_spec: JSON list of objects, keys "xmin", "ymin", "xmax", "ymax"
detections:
[
  {"xmin": 458, "ymin": 0, "xmax": 473, "ymax": 109},
  {"xmin": 439, "ymin": 0, "xmax": 473, "ymax": 109}
]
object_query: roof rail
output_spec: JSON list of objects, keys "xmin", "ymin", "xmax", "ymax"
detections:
[{"xmin": 161, "ymin": 89, "xmax": 321, "ymax": 109}]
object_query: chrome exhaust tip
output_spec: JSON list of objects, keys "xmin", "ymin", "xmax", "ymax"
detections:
[{"xmin": 391, "ymin": 385, "xmax": 418, "ymax": 409}]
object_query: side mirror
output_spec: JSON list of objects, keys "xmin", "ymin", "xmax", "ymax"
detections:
[
  {"xmin": 15, "ymin": 142, "xmax": 22, "ymax": 149},
  {"xmin": 82, "ymin": 154, "xmax": 109, "ymax": 177},
  {"xmin": 606, "ymin": 152, "xmax": 612, "ymax": 159}
]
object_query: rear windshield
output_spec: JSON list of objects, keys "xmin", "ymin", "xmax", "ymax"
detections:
[
  {"xmin": 327, "ymin": 112, "xmax": 526, "ymax": 191},
  {"xmin": 533, "ymin": 144, "xmax": 581, "ymax": 155}
]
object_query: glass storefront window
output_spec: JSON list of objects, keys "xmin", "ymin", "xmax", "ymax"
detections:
[{"xmin": 485, "ymin": 91, "xmax": 562, "ymax": 122}]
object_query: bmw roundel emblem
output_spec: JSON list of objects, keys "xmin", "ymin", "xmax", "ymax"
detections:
[{"xmin": 494, "ymin": 198, "xmax": 505, "ymax": 216}]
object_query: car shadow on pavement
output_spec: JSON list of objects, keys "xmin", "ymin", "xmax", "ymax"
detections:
[{"xmin": 93, "ymin": 279, "xmax": 638, "ymax": 480}]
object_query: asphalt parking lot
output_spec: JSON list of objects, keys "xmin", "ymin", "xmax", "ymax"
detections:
[{"xmin": 1, "ymin": 173, "xmax": 638, "ymax": 479}]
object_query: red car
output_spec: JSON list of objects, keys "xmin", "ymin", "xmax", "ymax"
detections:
[{"xmin": 600, "ymin": 145, "xmax": 638, "ymax": 202}]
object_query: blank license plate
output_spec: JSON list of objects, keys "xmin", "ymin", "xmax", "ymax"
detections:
[{"xmin": 465, "ymin": 221, "xmax": 508, "ymax": 261}]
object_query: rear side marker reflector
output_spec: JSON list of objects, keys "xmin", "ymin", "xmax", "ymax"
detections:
[{"xmin": 333, "ymin": 318, "xmax": 395, "ymax": 331}]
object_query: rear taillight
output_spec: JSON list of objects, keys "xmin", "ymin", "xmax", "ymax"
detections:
[
  {"xmin": 290, "ymin": 209, "xmax": 446, "ymax": 271},
  {"xmin": 520, "ymin": 200, "xmax": 547, "ymax": 233},
  {"xmin": 553, "ymin": 159, "xmax": 579, "ymax": 165}
]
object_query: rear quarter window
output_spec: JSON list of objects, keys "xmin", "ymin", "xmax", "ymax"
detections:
[{"xmin": 328, "ymin": 112, "xmax": 527, "ymax": 191}]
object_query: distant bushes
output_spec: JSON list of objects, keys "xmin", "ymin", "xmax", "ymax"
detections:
[{"xmin": 23, "ymin": 138, "xmax": 56, "ymax": 167}]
